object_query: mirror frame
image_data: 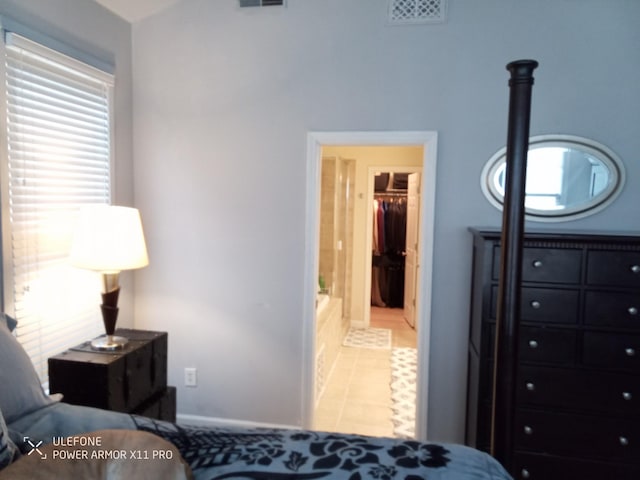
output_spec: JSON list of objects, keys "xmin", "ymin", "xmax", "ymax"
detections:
[{"xmin": 481, "ymin": 134, "xmax": 626, "ymax": 222}]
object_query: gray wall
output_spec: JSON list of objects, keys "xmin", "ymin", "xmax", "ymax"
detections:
[
  {"xmin": 2, "ymin": 0, "xmax": 637, "ymax": 445},
  {"xmin": 133, "ymin": 0, "xmax": 640, "ymax": 441},
  {"xmin": 128, "ymin": 0, "xmax": 639, "ymax": 442}
]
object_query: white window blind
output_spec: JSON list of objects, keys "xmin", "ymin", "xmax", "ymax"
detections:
[{"xmin": 1, "ymin": 32, "xmax": 114, "ymax": 386}]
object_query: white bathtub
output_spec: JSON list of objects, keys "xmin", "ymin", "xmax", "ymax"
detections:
[{"xmin": 316, "ymin": 293, "xmax": 330, "ymax": 315}]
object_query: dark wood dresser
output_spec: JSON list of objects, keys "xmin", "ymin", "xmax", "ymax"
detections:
[
  {"xmin": 49, "ymin": 329, "xmax": 176, "ymax": 422},
  {"xmin": 466, "ymin": 228, "xmax": 640, "ymax": 480}
]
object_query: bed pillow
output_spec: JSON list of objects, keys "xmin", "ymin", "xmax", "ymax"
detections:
[
  {"xmin": 0, "ymin": 408, "xmax": 19, "ymax": 470},
  {"xmin": 0, "ymin": 314, "xmax": 58, "ymax": 424}
]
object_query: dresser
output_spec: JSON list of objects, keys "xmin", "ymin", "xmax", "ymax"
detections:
[{"xmin": 466, "ymin": 229, "xmax": 640, "ymax": 480}]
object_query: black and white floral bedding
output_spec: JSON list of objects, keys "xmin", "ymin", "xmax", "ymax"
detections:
[
  {"xmin": 1, "ymin": 312, "xmax": 512, "ymax": 480},
  {"xmin": 6, "ymin": 403, "xmax": 511, "ymax": 480},
  {"xmin": 132, "ymin": 415, "xmax": 512, "ymax": 480}
]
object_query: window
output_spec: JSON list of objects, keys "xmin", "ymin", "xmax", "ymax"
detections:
[{"xmin": 0, "ymin": 32, "xmax": 114, "ymax": 386}]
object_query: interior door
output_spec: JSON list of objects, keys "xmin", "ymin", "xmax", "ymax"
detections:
[{"xmin": 403, "ymin": 173, "xmax": 420, "ymax": 329}]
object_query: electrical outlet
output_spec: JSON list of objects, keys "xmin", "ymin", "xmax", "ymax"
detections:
[{"xmin": 184, "ymin": 367, "xmax": 197, "ymax": 387}]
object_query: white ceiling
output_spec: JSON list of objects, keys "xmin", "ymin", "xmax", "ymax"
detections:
[{"xmin": 93, "ymin": 0, "xmax": 183, "ymax": 23}]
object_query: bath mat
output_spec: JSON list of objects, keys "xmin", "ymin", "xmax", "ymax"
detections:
[
  {"xmin": 342, "ymin": 327, "xmax": 391, "ymax": 349},
  {"xmin": 390, "ymin": 347, "xmax": 417, "ymax": 438}
]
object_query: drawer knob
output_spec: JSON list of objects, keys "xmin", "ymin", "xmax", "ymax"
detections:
[
  {"xmin": 526, "ymin": 382, "xmax": 536, "ymax": 391},
  {"xmin": 620, "ymin": 436, "xmax": 629, "ymax": 446},
  {"xmin": 629, "ymin": 307, "xmax": 638, "ymax": 316},
  {"xmin": 625, "ymin": 348, "xmax": 636, "ymax": 357},
  {"xmin": 623, "ymin": 392, "xmax": 632, "ymax": 401},
  {"xmin": 528, "ymin": 340, "xmax": 539, "ymax": 349},
  {"xmin": 521, "ymin": 468, "xmax": 531, "ymax": 479},
  {"xmin": 530, "ymin": 301, "xmax": 541, "ymax": 309},
  {"xmin": 632, "ymin": 265, "xmax": 640, "ymax": 274},
  {"xmin": 524, "ymin": 425, "xmax": 533, "ymax": 435},
  {"xmin": 532, "ymin": 260, "xmax": 543, "ymax": 268}
]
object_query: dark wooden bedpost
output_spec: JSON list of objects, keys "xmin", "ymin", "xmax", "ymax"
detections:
[{"xmin": 491, "ymin": 59, "xmax": 539, "ymax": 472}]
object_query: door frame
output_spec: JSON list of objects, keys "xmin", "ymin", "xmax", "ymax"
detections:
[
  {"xmin": 303, "ymin": 131, "xmax": 438, "ymax": 441},
  {"xmin": 361, "ymin": 165, "xmax": 422, "ymax": 330}
]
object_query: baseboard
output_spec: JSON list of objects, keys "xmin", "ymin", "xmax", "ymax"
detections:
[{"xmin": 176, "ymin": 413, "xmax": 301, "ymax": 431}]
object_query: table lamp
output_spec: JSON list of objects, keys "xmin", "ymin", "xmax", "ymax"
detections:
[{"xmin": 69, "ymin": 205, "xmax": 149, "ymax": 351}]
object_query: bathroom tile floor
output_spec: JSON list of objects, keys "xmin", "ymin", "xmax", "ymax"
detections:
[{"xmin": 313, "ymin": 307, "xmax": 417, "ymax": 437}]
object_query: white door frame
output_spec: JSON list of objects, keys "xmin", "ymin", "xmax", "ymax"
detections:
[{"xmin": 303, "ymin": 131, "xmax": 438, "ymax": 441}]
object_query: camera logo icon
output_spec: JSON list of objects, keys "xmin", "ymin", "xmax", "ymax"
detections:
[{"xmin": 23, "ymin": 437, "xmax": 47, "ymax": 459}]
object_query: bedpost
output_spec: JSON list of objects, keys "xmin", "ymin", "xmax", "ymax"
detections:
[{"xmin": 491, "ymin": 59, "xmax": 539, "ymax": 472}]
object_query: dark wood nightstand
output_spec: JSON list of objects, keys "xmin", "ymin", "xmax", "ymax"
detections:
[{"xmin": 48, "ymin": 328, "xmax": 176, "ymax": 422}]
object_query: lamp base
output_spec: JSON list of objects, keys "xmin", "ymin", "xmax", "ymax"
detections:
[{"xmin": 90, "ymin": 334, "xmax": 128, "ymax": 351}]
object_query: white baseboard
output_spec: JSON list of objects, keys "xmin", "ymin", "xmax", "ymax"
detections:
[
  {"xmin": 176, "ymin": 413, "xmax": 301, "ymax": 431},
  {"xmin": 350, "ymin": 320, "xmax": 367, "ymax": 329}
]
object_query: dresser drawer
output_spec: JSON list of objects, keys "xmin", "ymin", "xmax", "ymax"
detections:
[
  {"xmin": 514, "ymin": 452, "xmax": 640, "ymax": 480},
  {"xmin": 517, "ymin": 366, "xmax": 637, "ymax": 414},
  {"xmin": 493, "ymin": 247, "xmax": 582, "ymax": 284},
  {"xmin": 487, "ymin": 325, "xmax": 576, "ymax": 365},
  {"xmin": 515, "ymin": 410, "xmax": 640, "ymax": 463},
  {"xmin": 521, "ymin": 287, "xmax": 579, "ymax": 324},
  {"xmin": 587, "ymin": 250, "xmax": 640, "ymax": 287},
  {"xmin": 519, "ymin": 326, "xmax": 576, "ymax": 365},
  {"xmin": 583, "ymin": 332, "xmax": 640, "ymax": 372},
  {"xmin": 585, "ymin": 291, "xmax": 640, "ymax": 329},
  {"xmin": 490, "ymin": 287, "xmax": 579, "ymax": 324}
]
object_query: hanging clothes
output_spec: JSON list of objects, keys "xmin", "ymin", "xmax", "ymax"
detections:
[
  {"xmin": 371, "ymin": 197, "xmax": 407, "ymax": 308},
  {"xmin": 377, "ymin": 200, "xmax": 386, "ymax": 254},
  {"xmin": 371, "ymin": 200, "xmax": 386, "ymax": 307},
  {"xmin": 385, "ymin": 199, "xmax": 407, "ymax": 255}
]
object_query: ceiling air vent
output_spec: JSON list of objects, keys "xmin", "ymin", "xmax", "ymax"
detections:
[
  {"xmin": 239, "ymin": 0, "xmax": 285, "ymax": 7},
  {"xmin": 388, "ymin": 0, "xmax": 447, "ymax": 25}
]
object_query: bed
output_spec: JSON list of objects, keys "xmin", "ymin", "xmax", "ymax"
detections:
[
  {"xmin": 0, "ymin": 311, "xmax": 512, "ymax": 480},
  {"xmin": 0, "ymin": 313, "xmax": 511, "ymax": 480},
  {"xmin": 1, "ymin": 59, "xmax": 536, "ymax": 479},
  {"xmin": 0, "ymin": 290, "xmax": 512, "ymax": 480},
  {"xmin": 2, "ymin": 403, "xmax": 512, "ymax": 479}
]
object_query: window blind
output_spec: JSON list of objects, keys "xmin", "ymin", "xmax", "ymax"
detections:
[{"xmin": 2, "ymin": 32, "xmax": 114, "ymax": 386}]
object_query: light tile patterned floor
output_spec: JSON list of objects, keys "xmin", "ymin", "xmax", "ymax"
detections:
[{"xmin": 314, "ymin": 307, "xmax": 417, "ymax": 437}]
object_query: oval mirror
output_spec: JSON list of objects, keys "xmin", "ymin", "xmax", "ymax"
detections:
[{"xmin": 481, "ymin": 134, "xmax": 626, "ymax": 222}]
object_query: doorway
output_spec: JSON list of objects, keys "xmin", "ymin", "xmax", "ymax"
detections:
[
  {"xmin": 367, "ymin": 167, "xmax": 422, "ymax": 330},
  {"xmin": 303, "ymin": 131, "xmax": 438, "ymax": 441}
]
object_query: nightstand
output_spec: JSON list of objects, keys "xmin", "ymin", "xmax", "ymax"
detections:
[{"xmin": 48, "ymin": 328, "xmax": 176, "ymax": 422}]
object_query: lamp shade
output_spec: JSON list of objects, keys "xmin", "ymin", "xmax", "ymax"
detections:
[{"xmin": 69, "ymin": 205, "xmax": 149, "ymax": 273}]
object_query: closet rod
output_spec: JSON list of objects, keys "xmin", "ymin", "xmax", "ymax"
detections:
[{"xmin": 375, "ymin": 191, "xmax": 407, "ymax": 197}]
